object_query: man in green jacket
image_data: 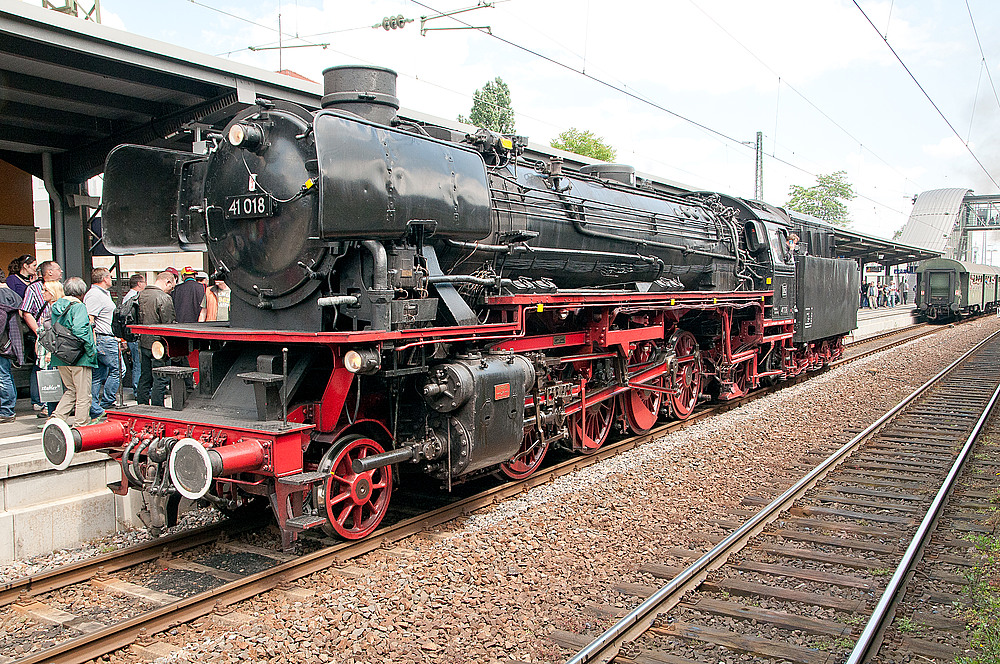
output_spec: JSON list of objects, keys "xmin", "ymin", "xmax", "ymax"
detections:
[{"xmin": 48, "ymin": 277, "xmax": 97, "ymax": 427}]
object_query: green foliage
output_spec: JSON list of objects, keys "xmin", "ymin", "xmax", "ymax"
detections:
[
  {"xmin": 550, "ymin": 127, "xmax": 617, "ymax": 162},
  {"xmin": 457, "ymin": 77, "xmax": 515, "ymax": 134},
  {"xmin": 957, "ymin": 520, "xmax": 1000, "ymax": 663},
  {"xmin": 785, "ymin": 171, "xmax": 856, "ymax": 227}
]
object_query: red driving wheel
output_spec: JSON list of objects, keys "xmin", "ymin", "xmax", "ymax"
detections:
[
  {"xmin": 315, "ymin": 436, "xmax": 393, "ymax": 540},
  {"xmin": 731, "ymin": 361, "xmax": 751, "ymax": 398},
  {"xmin": 500, "ymin": 427, "xmax": 549, "ymax": 480},
  {"xmin": 572, "ymin": 397, "xmax": 616, "ymax": 453},
  {"xmin": 624, "ymin": 341, "xmax": 664, "ymax": 432},
  {"xmin": 669, "ymin": 331, "xmax": 702, "ymax": 420}
]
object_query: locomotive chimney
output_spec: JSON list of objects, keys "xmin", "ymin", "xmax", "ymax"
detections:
[{"xmin": 321, "ymin": 65, "xmax": 400, "ymax": 125}]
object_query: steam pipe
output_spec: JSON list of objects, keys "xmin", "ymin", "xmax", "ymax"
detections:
[
  {"xmin": 317, "ymin": 295, "xmax": 359, "ymax": 307},
  {"xmin": 362, "ymin": 240, "xmax": 389, "ymax": 291},
  {"xmin": 445, "ymin": 239, "xmax": 664, "ymax": 266},
  {"xmin": 571, "ymin": 217, "xmax": 737, "ymax": 261},
  {"xmin": 426, "ymin": 274, "xmax": 506, "ymax": 287}
]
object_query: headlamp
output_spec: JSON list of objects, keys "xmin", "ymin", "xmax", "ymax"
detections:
[
  {"xmin": 344, "ymin": 349, "xmax": 380, "ymax": 374},
  {"xmin": 227, "ymin": 123, "xmax": 265, "ymax": 151}
]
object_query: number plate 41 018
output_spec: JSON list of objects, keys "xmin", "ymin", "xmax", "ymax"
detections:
[{"xmin": 225, "ymin": 194, "xmax": 274, "ymax": 220}]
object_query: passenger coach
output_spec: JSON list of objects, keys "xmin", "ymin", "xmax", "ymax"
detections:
[{"xmin": 916, "ymin": 257, "xmax": 1000, "ymax": 322}]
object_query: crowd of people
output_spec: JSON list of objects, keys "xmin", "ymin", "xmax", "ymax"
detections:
[
  {"xmin": 860, "ymin": 280, "xmax": 910, "ymax": 309},
  {"xmin": 0, "ymin": 256, "xmax": 231, "ymax": 427}
]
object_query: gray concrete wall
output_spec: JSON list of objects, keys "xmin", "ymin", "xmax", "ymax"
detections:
[{"xmin": 1, "ymin": 448, "xmax": 144, "ymax": 563}]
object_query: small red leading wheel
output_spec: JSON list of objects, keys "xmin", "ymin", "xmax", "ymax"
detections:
[
  {"xmin": 314, "ymin": 435, "xmax": 393, "ymax": 540},
  {"xmin": 572, "ymin": 397, "xmax": 616, "ymax": 453},
  {"xmin": 624, "ymin": 341, "xmax": 664, "ymax": 433},
  {"xmin": 668, "ymin": 330, "xmax": 702, "ymax": 420},
  {"xmin": 499, "ymin": 427, "xmax": 549, "ymax": 480}
]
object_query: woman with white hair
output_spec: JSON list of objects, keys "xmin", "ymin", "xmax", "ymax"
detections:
[{"xmin": 46, "ymin": 277, "xmax": 97, "ymax": 426}]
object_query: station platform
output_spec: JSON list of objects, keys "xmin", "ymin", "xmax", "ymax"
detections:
[
  {"xmin": 847, "ymin": 303, "xmax": 918, "ymax": 343},
  {"xmin": 0, "ymin": 399, "xmax": 141, "ymax": 564}
]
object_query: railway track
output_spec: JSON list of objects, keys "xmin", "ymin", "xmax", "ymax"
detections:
[
  {"xmin": 559, "ymin": 328, "xmax": 1000, "ymax": 664},
  {"xmin": 0, "ymin": 320, "xmax": 962, "ymax": 664}
]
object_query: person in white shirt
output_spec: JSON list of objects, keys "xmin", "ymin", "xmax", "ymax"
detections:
[{"xmin": 84, "ymin": 267, "xmax": 119, "ymax": 420}]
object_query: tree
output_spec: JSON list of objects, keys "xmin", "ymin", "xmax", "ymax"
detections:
[
  {"xmin": 457, "ymin": 77, "xmax": 515, "ymax": 134},
  {"xmin": 785, "ymin": 171, "xmax": 855, "ymax": 226},
  {"xmin": 550, "ymin": 128, "xmax": 617, "ymax": 162}
]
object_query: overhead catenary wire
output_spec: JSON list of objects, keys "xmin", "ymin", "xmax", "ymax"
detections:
[
  {"xmin": 409, "ymin": 0, "xmax": 907, "ymax": 216},
  {"xmin": 851, "ymin": 0, "xmax": 1000, "ymax": 191},
  {"xmin": 686, "ymin": 0, "xmax": 922, "ymax": 194},
  {"xmin": 965, "ymin": 0, "xmax": 1000, "ymax": 115}
]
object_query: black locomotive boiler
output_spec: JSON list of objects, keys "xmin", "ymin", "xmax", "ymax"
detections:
[{"xmin": 41, "ymin": 65, "xmax": 859, "ymax": 548}]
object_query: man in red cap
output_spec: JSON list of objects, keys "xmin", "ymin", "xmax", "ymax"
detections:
[{"xmin": 172, "ymin": 266, "xmax": 205, "ymax": 324}]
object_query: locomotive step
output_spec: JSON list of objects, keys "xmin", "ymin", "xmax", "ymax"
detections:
[
  {"xmin": 237, "ymin": 371, "xmax": 285, "ymax": 384},
  {"xmin": 284, "ymin": 514, "xmax": 327, "ymax": 531},
  {"xmin": 278, "ymin": 471, "xmax": 330, "ymax": 486}
]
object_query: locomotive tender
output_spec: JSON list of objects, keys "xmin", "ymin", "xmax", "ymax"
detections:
[{"xmin": 41, "ymin": 66, "xmax": 859, "ymax": 548}]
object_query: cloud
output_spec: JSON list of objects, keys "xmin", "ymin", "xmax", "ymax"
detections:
[{"xmin": 923, "ymin": 136, "xmax": 970, "ymax": 159}]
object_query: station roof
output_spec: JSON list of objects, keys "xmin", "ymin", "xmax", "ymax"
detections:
[
  {"xmin": 0, "ymin": 0, "xmax": 324, "ymax": 183},
  {"xmin": 789, "ymin": 211, "xmax": 940, "ymax": 266},
  {"xmin": 897, "ymin": 188, "xmax": 972, "ymax": 254}
]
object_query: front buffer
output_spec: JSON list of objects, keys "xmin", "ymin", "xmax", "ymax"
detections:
[{"xmin": 41, "ymin": 408, "xmax": 317, "ymax": 548}]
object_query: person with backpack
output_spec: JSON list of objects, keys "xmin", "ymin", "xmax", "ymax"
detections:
[
  {"xmin": 119, "ymin": 274, "xmax": 145, "ymax": 396},
  {"xmin": 45, "ymin": 278, "xmax": 97, "ymax": 427},
  {"xmin": 0, "ymin": 270, "xmax": 24, "ymax": 424},
  {"xmin": 84, "ymin": 267, "xmax": 120, "ymax": 421}
]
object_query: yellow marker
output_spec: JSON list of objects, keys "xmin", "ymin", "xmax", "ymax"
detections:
[
  {"xmin": 501, "ymin": 137, "xmax": 513, "ymax": 150},
  {"xmin": 536, "ymin": 303, "xmax": 544, "ymax": 313},
  {"xmin": 713, "ymin": 298, "xmax": 717, "ymax": 304},
  {"xmin": 761, "ymin": 295, "xmax": 765, "ymax": 302},
  {"xmin": 304, "ymin": 178, "xmax": 315, "ymax": 189},
  {"xmin": 670, "ymin": 299, "xmax": 675, "ymax": 306},
  {"xmin": 766, "ymin": 277, "xmax": 772, "ymax": 285}
]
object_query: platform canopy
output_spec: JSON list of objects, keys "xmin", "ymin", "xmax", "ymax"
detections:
[
  {"xmin": 788, "ymin": 211, "xmax": 940, "ymax": 266},
  {"xmin": 0, "ymin": 0, "xmax": 324, "ymax": 184}
]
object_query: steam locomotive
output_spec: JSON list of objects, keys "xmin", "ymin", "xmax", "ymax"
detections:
[{"xmin": 41, "ymin": 66, "xmax": 859, "ymax": 548}]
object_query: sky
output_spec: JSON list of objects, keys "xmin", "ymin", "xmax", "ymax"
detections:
[{"xmin": 66, "ymin": 0, "xmax": 1000, "ymax": 240}]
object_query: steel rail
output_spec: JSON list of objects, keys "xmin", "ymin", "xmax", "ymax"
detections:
[
  {"xmin": 565, "ymin": 327, "xmax": 1000, "ymax": 664},
  {"xmin": 0, "ymin": 519, "xmax": 244, "ymax": 608},
  {"xmin": 846, "ymin": 365, "xmax": 1000, "ymax": 663},
  {"xmin": 842, "ymin": 322, "xmax": 926, "ymax": 347}
]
